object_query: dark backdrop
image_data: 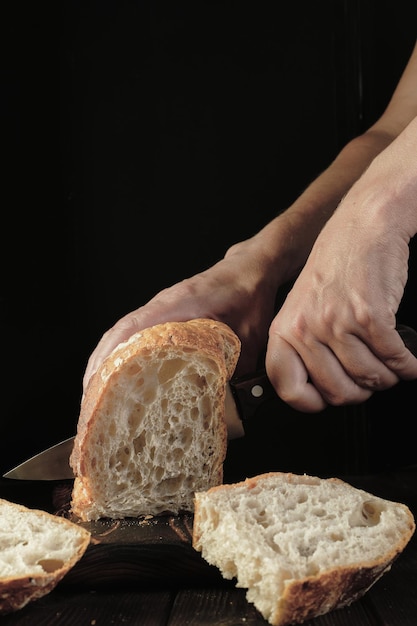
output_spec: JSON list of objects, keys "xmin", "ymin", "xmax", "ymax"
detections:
[{"xmin": 2, "ymin": 1, "xmax": 416, "ymax": 478}]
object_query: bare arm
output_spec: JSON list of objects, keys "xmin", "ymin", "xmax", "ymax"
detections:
[
  {"xmin": 83, "ymin": 43, "xmax": 417, "ymax": 399},
  {"xmin": 253, "ymin": 41, "xmax": 417, "ymax": 285},
  {"xmin": 266, "ymin": 43, "xmax": 417, "ymax": 411}
]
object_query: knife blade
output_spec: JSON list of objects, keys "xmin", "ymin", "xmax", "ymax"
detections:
[
  {"xmin": 2, "ymin": 371, "xmax": 275, "ymax": 480},
  {"xmin": 3, "ymin": 437, "xmax": 76, "ymax": 480},
  {"xmin": 4, "ymin": 324, "xmax": 417, "ymax": 481}
]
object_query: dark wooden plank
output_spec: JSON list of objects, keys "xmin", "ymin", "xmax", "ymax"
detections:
[
  {"xmin": 64, "ymin": 542, "xmax": 226, "ymax": 588},
  {"xmin": 0, "ymin": 589, "xmax": 175, "ymax": 626},
  {"xmin": 168, "ymin": 587, "xmax": 266, "ymax": 625},
  {"xmin": 63, "ymin": 516, "xmax": 226, "ymax": 588}
]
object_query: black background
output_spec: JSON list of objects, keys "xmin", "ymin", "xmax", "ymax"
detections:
[{"xmin": 2, "ymin": 1, "xmax": 416, "ymax": 479}]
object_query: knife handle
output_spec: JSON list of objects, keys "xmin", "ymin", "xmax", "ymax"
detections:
[
  {"xmin": 229, "ymin": 370, "xmax": 276, "ymax": 423},
  {"xmin": 229, "ymin": 323, "xmax": 417, "ymax": 425}
]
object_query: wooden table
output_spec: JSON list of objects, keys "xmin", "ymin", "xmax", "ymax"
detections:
[{"xmin": 1, "ymin": 465, "xmax": 416, "ymax": 626}]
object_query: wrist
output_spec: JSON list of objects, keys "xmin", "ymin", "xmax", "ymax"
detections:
[
  {"xmin": 360, "ymin": 118, "xmax": 417, "ymax": 238},
  {"xmin": 343, "ymin": 150, "xmax": 417, "ymax": 241}
]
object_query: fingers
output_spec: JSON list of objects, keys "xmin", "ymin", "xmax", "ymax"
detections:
[
  {"xmin": 265, "ymin": 338, "xmax": 329, "ymax": 412},
  {"xmin": 265, "ymin": 333, "xmax": 374, "ymax": 412},
  {"xmin": 265, "ymin": 323, "xmax": 412, "ymax": 412}
]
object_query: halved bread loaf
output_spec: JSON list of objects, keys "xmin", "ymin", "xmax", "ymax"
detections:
[
  {"xmin": 70, "ymin": 318, "xmax": 241, "ymax": 521},
  {"xmin": 0, "ymin": 498, "xmax": 91, "ymax": 614},
  {"xmin": 193, "ymin": 472, "xmax": 415, "ymax": 626}
]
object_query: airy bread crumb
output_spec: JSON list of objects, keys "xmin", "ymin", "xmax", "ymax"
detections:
[
  {"xmin": 193, "ymin": 472, "xmax": 415, "ymax": 626},
  {"xmin": 70, "ymin": 319, "xmax": 241, "ymax": 521},
  {"xmin": 0, "ymin": 498, "xmax": 91, "ymax": 614}
]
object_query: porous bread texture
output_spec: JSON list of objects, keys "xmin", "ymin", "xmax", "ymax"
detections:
[
  {"xmin": 193, "ymin": 472, "xmax": 415, "ymax": 626},
  {"xmin": 70, "ymin": 319, "xmax": 241, "ymax": 521},
  {"xmin": 0, "ymin": 498, "xmax": 91, "ymax": 614}
]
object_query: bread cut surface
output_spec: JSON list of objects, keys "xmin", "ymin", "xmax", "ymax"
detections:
[
  {"xmin": 0, "ymin": 498, "xmax": 91, "ymax": 614},
  {"xmin": 193, "ymin": 472, "xmax": 415, "ymax": 626},
  {"xmin": 70, "ymin": 319, "xmax": 241, "ymax": 521}
]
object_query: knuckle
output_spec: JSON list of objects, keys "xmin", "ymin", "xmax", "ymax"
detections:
[
  {"xmin": 322, "ymin": 384, "xmax": 372, "ymax": 407},
  {"xmin": 355, "ymin": 373, "xmax": 383, "ymax": 390}
]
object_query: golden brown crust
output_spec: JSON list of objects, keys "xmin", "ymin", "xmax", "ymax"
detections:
[
  {"xmin": 269, "ymin": 563, "xmax": 393, "ymax": 625},
  {"xmin": 0, "ymin": 577, "xmax": 59, "ymax": 614}
]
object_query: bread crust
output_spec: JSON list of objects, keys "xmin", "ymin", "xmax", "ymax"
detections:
[
  {"xmin": 193, "ymin": 472, "xmax": 416, "ymax": 626},
  {"xmin": 70, "ymin": 319, "xmax": 241, "ymax": 520},
  {"xmin": 0, "ymin": 499, "xmax": 91, "ymax": 614},
  {"xmin": 270, "ymin": 562, "xmax": 394, "ymax": 625}
]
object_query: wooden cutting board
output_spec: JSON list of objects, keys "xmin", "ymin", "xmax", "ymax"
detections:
[{"xmin": 0, "ymin": 479, "xmax": 228, "ymax": 589}]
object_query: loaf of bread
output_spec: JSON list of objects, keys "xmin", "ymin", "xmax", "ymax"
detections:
[
  {"xmin": 0, "ymin": 498, "xmax": 91, "ymax": 614},
  {"xmin": 70, "ymin": 318, "xmax": 241, "ymax": 521},
  {"xmin": 193, "ymin": 472, "xmax": 415, "ymax": 626}
]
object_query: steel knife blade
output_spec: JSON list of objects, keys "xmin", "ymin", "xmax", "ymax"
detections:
[{"xmin": 3, "ymin": 437, "xmax": 76, "ymax": 481}]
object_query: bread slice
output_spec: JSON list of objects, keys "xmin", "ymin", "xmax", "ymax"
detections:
[
  {"xmin": 193, "ymin": 472, "xmax": 415, "ymax": 626},
  {"xmin": 70, "ymin": 318, "xmax": 241, "ymax": 521},
  {"xmin": 0, "ymin": 498, "xmax": 91, "ymax": 614}
]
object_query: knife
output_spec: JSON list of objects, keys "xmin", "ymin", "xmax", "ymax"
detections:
[{"xmin": 4, "ymin": 324, "xmax": 417, "ymax": 481}]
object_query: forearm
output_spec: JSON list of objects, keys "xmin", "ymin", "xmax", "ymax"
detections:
[
  {"xmin": 251, "ymin": 41, "xmax": 417, "ymax": 285},
  {"xmin": 346, "ymin": 115, "xmax": 417, "ymax": 240},
  {"xmin": 230, "ymin": 126, "xmax": 397, "ymax": 289}
]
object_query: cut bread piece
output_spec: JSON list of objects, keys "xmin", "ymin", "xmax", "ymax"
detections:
[
  {"xmin": 193, "ymin": 472, "xmax": 415, "ymax": 626},
  {"xmin": 0, "ymin": 498, "xmax": 91, "ymax": 614},
  {"xmin": 70, "ymin": 318, "xmax": 241, "ymax": 521}
]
